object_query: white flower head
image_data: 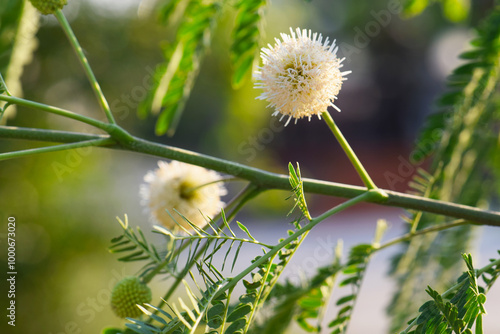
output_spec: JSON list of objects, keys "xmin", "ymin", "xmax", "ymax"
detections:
[
  {"xmin": 254, "ymin": 27, "xmax": 351, "ymax": 125},
  {"xmin": 140, "ymin": 161, "xmax": 227, "ymax": 231}
]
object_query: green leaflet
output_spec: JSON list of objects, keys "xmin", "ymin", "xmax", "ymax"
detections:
[
  {"xmin": 489, "ymin": 101, "xmax": 500, "ymax": 198},
  {"xmin": 111, "ymin": 211, "xmax": 290, "ymax": 334},
  {"xmin": 139, "ymin": 0, "xmax": 221, "ymax": 136},
  {"xmin": 153, "ymin": 208, "xmax": 272, "ymax": 271},
  {"xmin": 401, "ymin": 0, "xmax": 470, "ymax": 22},
  {"xmin": 388, "ymin": 6, "xmax": 500, "ymax": 331},
  {"xmin": 0, "ymin": 0, "xmax": 24, "ymax": 74},
  {"xmin": 157, "ymin": 0, "xmax": 186, "ymax": 24},
  {"xmin": 126, "ymin": 280, "xmax": 228, "ymax": 334},
  {"xmin": 109, "ymin": 215, "xmax": 165, "ymax": 277},
  {"xmin": 230, "ymin": 0, "xmax": 266, "ymax": 88},
  {"xmin": 222, "ymin": 220, "xmax": 309, "ymax": 334},
  {"xmin": 110, "ymin": 210, "xmax": 268, "ymax": 284},
  {"xmin": 442, "ymin": 0, "xmax": 469, "ymax": 22},
  {"xmin": 251, "ymin": 260, "xmax": 342, "ymax": 334},
  {"xmin": 402, "ymin": 253, "xmax": 496, "ymax": 334},
  {"xmin": 102, "ymin": 328, "xmax": 136, "ymax": 334},
  {"xmin": 416, "ymin": 5, "xmax": 500, "ymax": 161},
  {"xmin": 402, "ymin": 0, "xmax": 430, "ymax": 18},
  {"xmin": 294, "ymin": 256, "xmax": 343, "ymax": 334},
  {"xmin": 295, "ymin": 278, "xmax": 336, "ymax": 333},
  {"xmin": 0, "ymin": 0, "xmax": 39, "ymax": 123},
  {"xmin": 253, "ymin": 223, "xmax": 384, "ymax": 334},
  {"xmin": 481, "ymin": 250, "xmax": 500, "ymax": 292}
]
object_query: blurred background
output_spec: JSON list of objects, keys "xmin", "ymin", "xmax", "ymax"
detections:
[{"xmin": 0, "ymin": 0, "xmax": 499, "ymax": 333}]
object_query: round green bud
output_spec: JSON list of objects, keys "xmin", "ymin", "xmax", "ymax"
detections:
[
  {"xmin": 29, "ymin": 0, "xmax": 68, "ymax": 15},
  {"xmin": 111, "ymin": 277, "xmax": 152, "ymax": 318}
]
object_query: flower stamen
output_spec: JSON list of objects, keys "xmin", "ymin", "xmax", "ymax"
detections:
[{"xmin": 254, "ymin": 27, "xmax": 349, "ymax": 124}]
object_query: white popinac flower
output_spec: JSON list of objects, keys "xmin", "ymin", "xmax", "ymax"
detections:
[
  {"xmin": 140, "ymin": 161, "xmax": 227, "ymax": 231},
  {"xmin": 254, "ymin": 27, "xmax": 351, "ymax": 125}
]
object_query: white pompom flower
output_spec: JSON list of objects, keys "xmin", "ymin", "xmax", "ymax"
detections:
[
  {"xmin": 254, "ymin": 27, "xmax": 351, "ymax": 125},
  {"xmin": 140, "ymin": 161, "xmax": 227, "ymax": 231}
]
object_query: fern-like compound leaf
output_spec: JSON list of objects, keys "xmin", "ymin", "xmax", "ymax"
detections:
[
  {"xmin": 414, "ymin": 5, "xmax": 500, "ymax": 163},
  {"xmin": 295, "ymin": 256, "xmax": 343, "ymax": 333},
  {"xmin": 156, "ymin": 0, "xmax": 185, "ymax": 24},
  {"xmin": 224, "ymin": 219, "xmax": 311, "ymax": 334}
]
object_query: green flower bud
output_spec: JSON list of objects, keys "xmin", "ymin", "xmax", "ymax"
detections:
[
  {"xmin": 111, "ymin": 277, "xmax": 152, "ymax": 318},
  {"xmin": 29, "ymin": 0, "xmax": 68, "ymax": 15}
]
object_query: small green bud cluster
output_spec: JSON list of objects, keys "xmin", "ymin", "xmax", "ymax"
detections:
[
  {"xmin": 110, "ymin": 277, "xmax": 152, "ymax": 318},
  {"xmin": 29, "ymin": 0, "xmax": 68, "ymax": 15}
]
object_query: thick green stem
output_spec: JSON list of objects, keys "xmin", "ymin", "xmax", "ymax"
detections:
[
  {"xmin": 54, "ymin": 10, "xmax": 116, "ymax": 124},
  {"xmin": 0, "ymin": 95, "xmax": 109, "ymax": 131},
  {"xmin": 145, "ymin": 184, "xmax": 265, "ymax": 318},
  {"xmin": 1, "ymin": 126, "xmax": 500, "ymax": 226},
  {"xmin": 321, "ymin": 111, "xmax": 377, "ymax": 190},
  {"xmin": 0, "ymin": 138, "xmax": 114, "ymax": 161}
]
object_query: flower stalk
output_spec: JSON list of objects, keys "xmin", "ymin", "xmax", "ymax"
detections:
[
  {"xmin": 322, "ymin": 111, "xmax": 378, "ymax": 190},
  {"xmin": 145, "ymin": 184, "xmax": 265, "ymax": 319}
]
